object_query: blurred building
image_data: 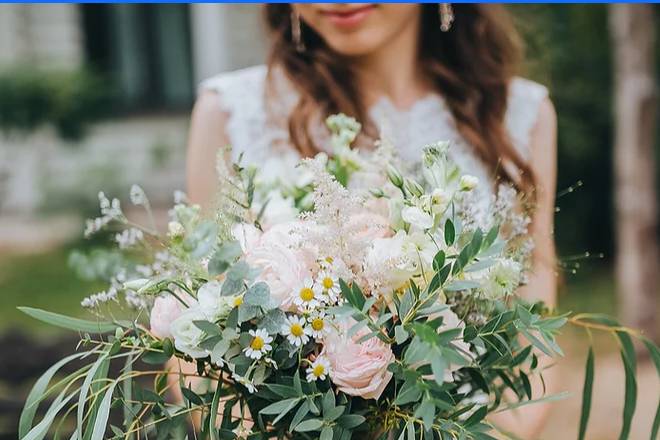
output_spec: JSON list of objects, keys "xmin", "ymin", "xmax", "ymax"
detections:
[{"xmin": 0, "ymin": 4, "xmax": 266, "ymax": 225}]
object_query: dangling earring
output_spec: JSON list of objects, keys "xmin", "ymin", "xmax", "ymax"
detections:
[
  {"xmin": 439, "ymin": 3, "xmax": 454, "ymax": 32},
  {"xmin": 291, "ymin": 10, "xmax": 306, "ymax": 53}
]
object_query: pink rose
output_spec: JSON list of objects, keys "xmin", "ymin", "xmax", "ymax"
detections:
[
  {"xmin": 150, "ymin": 295, "xmax": 183, "ymax": 339},
  {"xmin": 322, "ymin": 321, "xmax": 394, "ymax": 400},
  {"xmin": 245, "ymin": 221, "xmax": 316, "ymax": 311}
]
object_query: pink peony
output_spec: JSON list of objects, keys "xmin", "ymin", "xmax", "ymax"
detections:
[
  {"xmin": 150, "ymin": 295, "xmax": 184, "ymax": 339},
  {"xmin": 322, "ymin": 321, "xmax": 394, "ymax": 400},
  {"xmin": 348, "ymin": 212, "xmax": 392, "ymax": 241},
  {"xmin": 244, "ymin": 221, "xmax": 316, "ymax": 311}
]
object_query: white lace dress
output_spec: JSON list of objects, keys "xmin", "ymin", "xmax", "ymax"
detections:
[{"xmin": 200, "ymin": 64, "xmax": 548, "ymax": 216}]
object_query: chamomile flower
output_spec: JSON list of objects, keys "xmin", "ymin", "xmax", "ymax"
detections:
[
  {"xmin": 307, "ymin": 311, "xmax": 329, "ymax": 339},
  {"xmin": 317, "ymin": 270, "xmax": 340, "ymax": 302},
  {"xmin": 243, "ymin": 329, "xmax": 273, "ymax": 360},
  {"xmin": 232, "ymin": 372, "xmax": 256, "ymax": 393},
  {"xmin": 306, "ymin": 356, "xmax": 331, "ymax": 382},
  {"xmin": 281, "ymin": 315, "xmax": 311, "ymax": 347},
  {"xmin": 293, "ymin": 278, "xmax": 322, "ymax": 310}
]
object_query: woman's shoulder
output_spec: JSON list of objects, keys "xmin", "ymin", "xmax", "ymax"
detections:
[
  {"xmin": 506, "ymin": 77, "xmax": 550, "ymax": 160},
  {"xmin": 196, "ymin": 64, "xmax": 296, "ymax": 162}
]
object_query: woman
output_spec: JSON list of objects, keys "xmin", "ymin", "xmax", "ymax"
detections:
[{"xmin": 186, "ymin": 4, "xmax": 557, "ymax": 437}]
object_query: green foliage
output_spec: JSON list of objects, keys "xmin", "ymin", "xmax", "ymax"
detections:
[{"xmin": 0, "ymin": 67, "xmax": 114, "ymax": 141}]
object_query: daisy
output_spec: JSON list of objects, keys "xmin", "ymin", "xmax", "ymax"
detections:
[
  {"xmin": 306, "ymin": 356, "xmax": 331, "ymax": 382},
  {"xmin": 293, "ymin": 277, "xmax": 323, "ymax": 310},
  {"xmin": 281, "ymin": 315, "xmax": 311, "ymax": 347},
  {"xmin": 307, "ymin": 311, "xmax": 329, "ymax": 339},
  {"xmin": 317, "ymin": 270, "xmax": 340, "ymax": 303},
  {"xmin": 243, "ymin": 329, "xmax": 273, "ymax": 360}
]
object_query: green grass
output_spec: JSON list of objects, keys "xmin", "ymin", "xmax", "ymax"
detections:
[{"xmin": 0, "ymin": 246, "xmax": 105, "ymax": 335}]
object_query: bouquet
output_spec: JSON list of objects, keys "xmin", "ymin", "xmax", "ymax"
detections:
[{"xmin": 19, "ymin": 115, "xmax": 659, "ymax": 440}]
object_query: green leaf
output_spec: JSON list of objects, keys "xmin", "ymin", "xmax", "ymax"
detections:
[
  {"xmin": 444, "ymin": 219, "xmax": 455, "ymax": 246},
  {"xmin": 90, "ymin": 381, "xmax": 118, "ymax": 440},
  {"xmin": 289, "ymin": 400, "xmax": 310, "ymax": 432},
  {"xmin": 244, "ymin": 282, "xmax": 270, "ymax": 306},
  {"xmin": 642, "ymin": 339, "xmax": 660, "ymax": 440},
  {"xmin": 320, "ymin": 427, "xmax": 333, "ymax": 440},
  {"xmin": 337, "ymin": 414, "xmax": 365, "ymax": 429},
  {"xmin": 394, "ymin": 381, "xmax": 423, "ymax": 406},
  {"xmin": 432, "ymin": 250, "xmax": 446, "ymax": 272},
  {"xmin": 322, "ymin": 389, "xmax": 335, "ymax": 415},
  {"xmin": 19, "ymin": 351, "xmax": 88, "ymax": 438},
  {"xmin": 193, "ymin": 320, "xmax": 222, "ymax": 336},
  {"xmin": 22, "ymin": 391, "xmax": 77, "ymax": 440},
  {"xmin": 77, "ymin": 352, "xmax": 110, "ymax": 438},
  {"xmin": 259, "ymin": 308, "xmax": 287, "ymax": 335},
  {"xmin": 18, "ymin": 307, "xmax": 117, "ymax": 333},
  {"xmin": 414, "ymin": 399, "xmax": 435, "ymax": 432},
  {"xmin": 395, "ymin": 325, "xmax": 409, "ymax": 344},
  {"xmin": 464, "ymin": 406, "xmax": 487, "ymax": 427},
  {"xmin": 618, "ymin": 348, "xmax": 637, "ymax": 440},
  {"xmin": 444, "ymin": 280, "xmax": 480, "ymax": 291},
  {"xmin": 520, "ymin": 371, "xmax": 532, "ymax": 400},
  {"xmin": 260, "ymin": 397, "xmax": 300, "ymax": 416},
  {"xmin": 209, "ymin": 383, "xmax": 223, "ymax": 440},
  {"xmin": 294, "ymin": 418, "xmax": 324, "ymax": 432},
  {"xmin": 181, "ymin": 387, "xmax": 204, "ymax": 406},
  {"xmin": 578, "ymin": 347, "xmax": 595, "ymax": 440}
]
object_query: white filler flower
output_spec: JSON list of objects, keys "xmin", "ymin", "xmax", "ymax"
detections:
[
  {"xmin": 306, "ymin": 356, "xmax": 331, "ymax": 382},
  {"xmin": 308, "ymin": 311, "xmax": 329, "ymax": 339},
  {"xmin": 244, "ymin": 329, "xmax": 273, "ymax": 360},
  {"xmin": 293, "ymin": 278, "xmax": 322, "ymax": 310},
  {"xmin": 282, "ymin": 315, "xmax": 311, "ymax": 347}
]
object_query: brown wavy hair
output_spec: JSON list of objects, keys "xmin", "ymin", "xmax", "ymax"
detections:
[{"xmin": 264, "ymin": 4, "xmax": 534, "ymax": 189}]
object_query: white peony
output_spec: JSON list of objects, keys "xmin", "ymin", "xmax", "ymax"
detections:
[
  {"xmin": 259, "ymin": 191, "xmax": 298, "ymax": 226},
  {"xmin": 364, "ymin": 231, "xmax": 420, "ymax": 295},
  {"xmin": 170, "ymin": 307, "xmax": 208, "ymax": 358}
]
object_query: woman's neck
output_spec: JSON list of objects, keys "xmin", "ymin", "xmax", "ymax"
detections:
[{"xmin": 350, "ymin": 17, "xmax": 432, "ymax": 110}]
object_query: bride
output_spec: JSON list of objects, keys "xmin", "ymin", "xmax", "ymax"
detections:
[{"xmin": 186, "ymin": 3, "xmax": 557, "ymax": 438}]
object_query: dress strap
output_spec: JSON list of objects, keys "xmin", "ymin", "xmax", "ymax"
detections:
[{"xmin": 505, "ymin": 77, "xmax": 549, "ymax": 161}]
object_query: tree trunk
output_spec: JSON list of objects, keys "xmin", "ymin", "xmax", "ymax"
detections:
[{"xmin": 609, "ymin": 4, "xmax": 659, "ymax": 342}]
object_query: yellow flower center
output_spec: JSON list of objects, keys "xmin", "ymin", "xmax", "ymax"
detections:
[
  {"xmin": 322, "ymin": 277, "xmax": 334, "ymax": 290},
  {"xmin": 290, "ymin": 323, "xmax": 304, "ymax": 337},
  {"xmin": 250, "ymin": 336, "xmax": 264, "ymax": 350},
  {"xmin": 325, "ymin": 256, "xmax": 334, "ymax": 264},
  {"xmin": 233, "ymin": 296, "xmax": 243, "ymax": 307},
  {"xmin": 311, "ymin": 318, "xmax": 324, "ymax": 331},
  {"xmin": 299, "ymin": 287, "xmax": 314, "ymax": 302},
  {"xmin": 313, "ymin": 364, "xmax": 325, "ymax": 377}
]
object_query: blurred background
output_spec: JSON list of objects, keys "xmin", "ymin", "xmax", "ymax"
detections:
[{"xmin": 0, "ymin": 4, "xmax": 658, "ymax": 439}]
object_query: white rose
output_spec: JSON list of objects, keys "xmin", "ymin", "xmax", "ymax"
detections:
[
  {"xmin": 197, "ymin": 281, "xmax": 235, "ymax": 321},
  {"xmin": 459, "ymin": 175, "xmax": 479, "ymax": 191},
  {"xmin": 401, "ymin": 206, "xmax": 434, "ymax": 230},
  {"xmin": 170, "ymin": 307, "xmax": 208, "ymax": 358}
]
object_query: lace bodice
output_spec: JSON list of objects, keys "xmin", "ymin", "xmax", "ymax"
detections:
[{"xmin": 200, "ymin": 64, "xmax": 548, "ymax": 209}]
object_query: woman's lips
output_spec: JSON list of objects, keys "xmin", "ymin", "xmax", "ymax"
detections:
[{"xmin": 320, "ymin": 4, "xmax": 375, "ymax": 29}]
